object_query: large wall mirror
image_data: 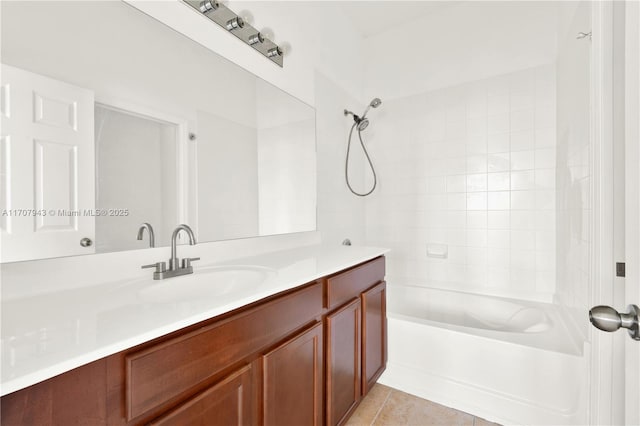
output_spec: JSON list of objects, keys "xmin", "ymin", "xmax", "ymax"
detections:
[{"xmin": 0, "ymin": 1, "xmax": 316, "ymax": 263}]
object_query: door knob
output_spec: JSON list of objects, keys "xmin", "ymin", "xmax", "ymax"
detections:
[
  {"xmin": 589, "ymin": 304, "xmax": 640, "ymax": 340},
  {"xmin": 80, "ymin": 237, "xmax": 93, "ymax": 247}
]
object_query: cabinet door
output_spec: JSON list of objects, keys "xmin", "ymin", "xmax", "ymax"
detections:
[
  {"xmin": 361, "ymin": 281, "xmax": 387, "ymax": 395},
  {"xmin": 326, "ymin": 298, "xmax": 361, "ymax": 426},
  {"xmin": 149, "ymin": 364, "xmax": 254, "ymax": 426},
  {"xmin": 263, "ymin": 322, "xmax": 323, "ymax": 426}
]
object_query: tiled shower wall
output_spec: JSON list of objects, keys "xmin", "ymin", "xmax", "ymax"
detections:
[{"xmin": 365, "ymin": 64, "xmax": 557, "ymax": 302}]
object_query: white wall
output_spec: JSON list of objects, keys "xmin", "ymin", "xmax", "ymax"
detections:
[
  {"xmin": 363, "ymin": 2, "xmax": 560, "ymax": 101},
  {"xmin": 197, "ymin": 110, "xmax": 259, "ymax": 241}
]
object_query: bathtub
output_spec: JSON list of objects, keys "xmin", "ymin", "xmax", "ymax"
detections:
[{"xmin": 378, "ymin": 285, "xmax": 589, "ymax": 426}]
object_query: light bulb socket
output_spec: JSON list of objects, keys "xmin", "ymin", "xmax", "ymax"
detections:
[
  {"xmin": 248, "ymin": 32, "xmax": 264, "ymax": 45},
  {"xmin": 226, "ymin": 17, "xmax": 245, "ymax": 31},
  {"xmin": 199, "ymin": 0, "xmax": 218, "ymax": 13},
  {"xmin": 267, "ymin": 46, "xmax": 282, "ymax": 58}
]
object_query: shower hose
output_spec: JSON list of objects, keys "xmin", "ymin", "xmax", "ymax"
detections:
[{"xmin": 345, "ymin": 122, "xmax": 377, "ymax": 197}]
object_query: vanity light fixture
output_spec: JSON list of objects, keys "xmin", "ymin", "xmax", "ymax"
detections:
[
  {"xmin": 199, "ymin": 0, "xmax": 218, "ymax": 13},
  {"xmin": 226, "ymin": 17, "xmax": 244, "ymax": 31},
  {"xmin": 183, "ymin": 0, "xmax": 284, "ymax": 67},
  {"xmin": 267, "ymin": 46, "xmax": 282, "ymax": 58},
  {"xmin": 248, "ymin": 32, "xmax": 264, "ymax": 46}
]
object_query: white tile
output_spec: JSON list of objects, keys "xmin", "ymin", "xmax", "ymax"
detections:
[
  {"xmin": 446, "ymin": 210, "xmax": 466, "ymax": 228},
  {"xmin": 488, "ymin": 133, "xmax": 510, "ymax": 153},
  {"xmin": 426, "ymin": 176, "xmax": 446, "ymax": 193},
  {"xmin": 447, "ymin": 193, "xmax": 466, "ymax": 210},
  {"xmin": 467, "ymin": 192, "xmax": 487, "ymax": 210},
  {"xmin": 467, "ymin": 173, "xmax": 487, "ymax": 192},
  {"xmin": 536, "ymin": 251, "xmax": 556, "ymax": 271},
  {"xmin": 446, "ymin": 121, "xmax": 466, "ymax": 139},
  {"xmin": 510, "ymin": 150, "xmax": 535, "ymax": 170},
  {"xmin": 535, "ymin": 148, "xmax": 556, "ymax": 168},
  {"xmin": 510, "ymin": 130, "xmax": 534, "ymax": 151},
  {"xmin": 535, "ymin": 127, "xmax": 556, "ymax": 148},
  {"xmin": 536, "ymin": 230, "xmax": 555, "ymax": 251},
  {"xmin": 536, "ymin": 270, "xmax": 556, "ymax": 293},
  {"xmin": 510, "ymin": 93, "xmax": 534, "ymax": 111},
  {"xmin": 448, "ymin": 229, "xmax": 467, "ymax": 246},
  {"xmin": 511, "ymin": 210, "xmax": 536, "ymax": 230},
  {"xmin": 510, "ymin": 249, "xmax": 536, "ymax": 270},
  {"xmin": 510, "ymin": 109, "xmax": 534, "ymax": 132},
  {"xmin": 536, "ymin": 190, "xmax": 556, "ymax": 210},
  {"xmin": 467, "ymin": 136, "xmax": 488, "ymax": 154},
  {"xmin": 467, "ymin": 92, "xmax": 487, "ymax": 119},
  {"xmin": 467, "ymin": 117, "xmax": 487, "ymax": 136},
  {"xmin": 488, "ymin": 211, "xmax": 510, "ymax": 229},
  {"xmin": 467, "ymin": 211, "xmax": 487, "ymax": 229},
  {"xmin": 535, "ymin": 210, "xmax": 555, "ymax": 230},
  {"xmin": 511, "ymin": 191, "xmax": 536, "ymax": 210},
  {"xmin": 511, "ymin": 230, "xmax": 536, "ymax": 250},
  {"xmin": 488, "ymin": 267, "xmax": 510, "ymax": 287},
  {"xmin": 448, "ymin": 245, "xmax": 467, "ymax": 264},
  {"xmin": 488, "ymin": 248, "xmax": 510, "ymax": 267},
  {"xmin": 488, "ymin": 230, "xmax": 510, "ymax": 248},
  {"xmin": 488, "ymin": 114, "xmax": 510, "ymax": 134},
  {"xmin": 466, "ymin": 247, "xmax": 488, "ymax": 265},
  {"xmin": 466, "ymin": 155, "xmax": 488, "ymax": 173},
  {"xmin": 488, "ymin": 94, "xmax": 510, "ymax": 115},
  {"xmin": 488, "ymin": 191, "xmax": 510, "ymax": 210},
  {"xmin": 446, "ymin": 175, "xmax": 467, "ymax": 193},
  {"xmin": 445, "ymin": 157, "xmax": 467, "ymax": 175},
  {"xmin": 511, "ymin": 170, "xmax": 536, "ymax": 190},
  {"xmin": 535, "ymin": 169, "xmax": 555, "ymax": 189},
  {"xmin": 466, "ymin": 265, "xmax": 488, "ymax": 285},
  {"xmin": 488, "ymin": 152, "xmax": 511, "ymax": 172},
  {"xmin": 467, "ymin": 229, "xmax": 488, "ymax": 247},
  {"xmin": 535, "ymin": 105, "xmax": 555, "ymax": 129},
  {"xmin": 488, "ymin": 172, "xmax": 510, "ymax": 191}
]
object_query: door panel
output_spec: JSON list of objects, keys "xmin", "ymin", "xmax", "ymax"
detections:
[
  {"xmin": 149, "ymin": 364, "xmax": 254, "ymax": 426},
  {"xmin": 624, "ymin": 1, "xmax": 640, "ymax": 423},
  {"xmin": 263, "ymin": 322, "xmax": 323, "ymax": 426},
  {"xmin": 326, "ymin": 298, "xmax": 361, "ymax": 426},
  {"xmin": 0, "ymin": 64, "xmax": 94, "ymax": 262},
  {"xmin": 362, "ymin": 281, "xmax": 386, "ymax": 395}
]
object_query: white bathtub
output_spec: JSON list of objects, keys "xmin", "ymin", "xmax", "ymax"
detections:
[{"xmin": 378, "ymin": 285, "xmax": 589, "ymax": 426}]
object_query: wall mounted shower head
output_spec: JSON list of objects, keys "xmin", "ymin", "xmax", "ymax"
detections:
[
  {"xmin": 344, "ymin": 97, "xmax": 382, "ymax": 132},
  {"xmin": 361, "ymin": 97, "xmax": 382, "ymax": 120}
]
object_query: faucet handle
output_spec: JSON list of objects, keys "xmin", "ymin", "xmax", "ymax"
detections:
[
  {"xmin": 182, "ymin": 257, "xmax": 200, "ymax": 269},
  {"xmin": 142, "ymin": 261, "xmax": 166, "ymax": 273}
]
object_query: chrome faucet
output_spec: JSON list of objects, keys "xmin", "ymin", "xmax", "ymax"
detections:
[
  {"xmin": 142, "ymin": 224, "xmax": 200, "ymax": 280},
  {"xmin": 136, "ymin": 223, "xmax": 155, "ymax": 248}
]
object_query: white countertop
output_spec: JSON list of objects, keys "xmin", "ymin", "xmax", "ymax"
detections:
[{"xmin": 0, "ymin": 244, "xmax": 388, "ymax": 396}]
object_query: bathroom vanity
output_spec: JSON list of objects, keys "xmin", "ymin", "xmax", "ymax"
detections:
[{"xmin": 0, "ymin": 251, "xmax": 386, "ymax": 426}]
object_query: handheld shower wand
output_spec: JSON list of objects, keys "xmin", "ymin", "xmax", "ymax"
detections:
[{"xmin": 344, "ymin": 98, "xmax": 382, "ymax": 196}]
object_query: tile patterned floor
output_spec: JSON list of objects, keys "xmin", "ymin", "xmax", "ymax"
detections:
[{"xmin": 345, "ymin": 384, "xmax": 500, "ymax": 426}]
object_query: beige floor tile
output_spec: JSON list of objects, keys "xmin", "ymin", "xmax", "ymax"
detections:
[
  {"xmin": 373, "ymin": 389, "xmax": 474, "ymax": 426},
  {"xmin": 345, "ymin": 384, "xmax": 393, "ymax": 426},
  {"xmin": 473, "ymin": 417, "xmax": 501, "ymax": 426}
]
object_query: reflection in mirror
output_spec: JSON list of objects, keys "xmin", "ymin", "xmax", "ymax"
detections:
[{"xmin": 0, "ymin": 1, "xmax": 316, "ymax": 263}]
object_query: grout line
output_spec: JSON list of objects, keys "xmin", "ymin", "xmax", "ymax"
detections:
[{"xmin": 369, "ymin": 388, "xmax": 394, "ymax": 426}]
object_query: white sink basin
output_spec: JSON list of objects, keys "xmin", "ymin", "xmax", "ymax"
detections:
[{"xmin": 137, "ymin": 265, "xmax": 277, "ymax": 303}]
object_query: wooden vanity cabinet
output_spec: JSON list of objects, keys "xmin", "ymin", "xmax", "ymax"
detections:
[
  {"xmin": 325, "ymin": 257, "xmax": 386, "ymax": 426},
  {"xmin": 0, "ymin": 256, "xmax": 386, "ymax": 426}
]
